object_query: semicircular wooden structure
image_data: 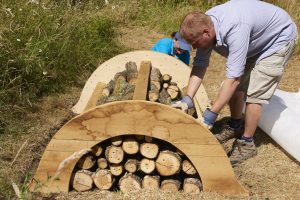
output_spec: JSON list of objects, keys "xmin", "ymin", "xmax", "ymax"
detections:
[
  {"xmin": 71, "ymin": 50, "xmax": 211, "ymax": 117},
  {"xmin": 30, "ymin": 100, "xmax": 248, "ymax": 195}
]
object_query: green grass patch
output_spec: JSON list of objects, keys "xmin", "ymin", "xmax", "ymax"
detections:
[{"xmin": 0, "ymin": 1, "xmax": 126, "ymax": 135}]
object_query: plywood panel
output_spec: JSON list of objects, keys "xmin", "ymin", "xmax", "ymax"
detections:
[{"xmin": 30, "ymin": 101, "xmax": 247, "ymax": 195}]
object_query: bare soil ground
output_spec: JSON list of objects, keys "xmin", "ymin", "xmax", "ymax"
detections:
[{"xmin": 1, "ymin": 26, "xmax": 299, "ymax": 200}]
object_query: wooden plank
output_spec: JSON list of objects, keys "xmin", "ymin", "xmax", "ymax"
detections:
[
  {"xmin": 54, "ymin": 101, "xmax": 219, "ymax": 144},
  {"xmin": 172, "ymin": 143, "xmax": 226, "ymax": 157},
  {"xmin": 83, "ymin": 82, "xmax": 106, "ymax": 112},
  {"xmin": 30, "ymin": 151, "xmax": 77, "ymax": 193},
  {"xmin": 133, "ymin": 61, "xmax": 152, "ymax": 100},
  {"xmin": 194, "ymin": 99, "xmax": 204, "ymax": 121},
  {"xmin": 195, "ymin": 84, "xmax": 212, "ymax": 113},
  {"xmin": 47, "ymin": 139, "xmax": 99, "ymax": 152}
]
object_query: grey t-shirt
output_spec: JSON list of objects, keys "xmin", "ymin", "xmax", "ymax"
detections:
[{"xmin": 193, "ymin": 0, "xmax": 298, "ymax": 78}]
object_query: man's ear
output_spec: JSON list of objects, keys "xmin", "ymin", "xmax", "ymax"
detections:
[{"xmin": 203, "ymin": 28, "xmax": 210, "ymax": 38}]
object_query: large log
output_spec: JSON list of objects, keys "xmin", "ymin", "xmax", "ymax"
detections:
[
  {"xmin": 140, "ymin": 158, "xmax": 156, "ymax": 174},
  {"xmin": 183, "ymin": 178, "xmax": 202, "ymax": 194},
  {"xmin": 97, "ymin": 158, "xmax": 108, "ymax": 169},
  {"xmin": 105, "ymin": 145, "xmax": 124, "ymax": 164},
  {"xmin": 167, "ymin": 85, "xmax": 180, "ymax": 100},
  {"xmin": 76, "ymin": 154, "xmax": 96, "ymax": 170},
  {"xmin": 109, "ymin": 164, "xmax": 123, "ymax": 176},
  {"xmin": 148, "ymin": 83, "xmax": 159, "ymax": 102},
  {"xmin": 124, "ymin": 159, "xmax": 139, "ymax": 173},
  {"xmin": 93, "ymin": 169, "xmax": 114, "ymax": 190},
  {"xmin": 111, "ymin": 77, "xmax": 132, "ymax": 97},
  {"xmin": 142, "ymin": 175, "xmax": 160, "ymax": 190},
  {"xmin": 159, "ymin": 89, "xmax": 172, "ymax": 105},
  {"xmin": 150, "ymin": 67, "xmax": 162, "ymax": 91},
  {"xmin": 155, "ymin": 150, "xmax": 181, "ymax": 176},
  {"xmin": 182, "ymin": 160, "xmax": 197, "ymax": 175},
  {"xmin": 125, "ymin": 61, "xmax": 138, "ymax": 85},
  {"xmin": 140, "ymin": 143, "xmax": 159, "ymax": 159},
  {"xmin": 72, "ymin": 170, "xmax": 93, "ymax": 192},
  {"xmin": 119, "ymin": 173, "xmax": 142, "ymax": 193},
  {"xmin": 161, "ymin": 179, "xmax": 181, "ymax": 192},
  {"xmin": 122, "ymin": 137, "xmax": 139, "ymax": 155}
]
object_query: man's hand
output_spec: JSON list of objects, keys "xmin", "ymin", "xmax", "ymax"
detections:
[
  {"xmin": 171, "ymin": 96, "xmax": 194, "ymax": 112},
  {"xmin": 202, "ymin": 108, "xmax": 218, "ymax": 130}
]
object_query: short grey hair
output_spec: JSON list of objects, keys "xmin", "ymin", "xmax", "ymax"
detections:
[{"xmin": 180, "ymin": 11, "xmax": 212, "ymax": 41}]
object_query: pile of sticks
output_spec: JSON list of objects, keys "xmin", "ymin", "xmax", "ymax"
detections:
[
  {"xmin": 72, "ymin": 135, "xmax": 202, "ymax": 193},
  {"xmin": 97, "ymin": 61, "xmax": 182, "ymax": 105}
]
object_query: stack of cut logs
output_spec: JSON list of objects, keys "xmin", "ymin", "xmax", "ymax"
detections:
[
  {"xmin": 72, "ymin": 135, "xmax": 202, "ymax": 194},
  {"xmin": 97, "ymin": 61, "xmax": 182, "ymax": 105}
]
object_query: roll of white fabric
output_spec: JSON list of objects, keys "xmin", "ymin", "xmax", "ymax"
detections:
[{"xmin": 258, "ymin": 89, "xmax": 300, "ymax": 162}]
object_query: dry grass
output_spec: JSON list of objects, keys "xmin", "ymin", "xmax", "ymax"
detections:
[
  {"xmin": 0, "ymin": 87, "xmax": 81, "ymax": 199},
  {"xmin": 1, "ymin": 26, "xmax": 300, "ymax": 199}
]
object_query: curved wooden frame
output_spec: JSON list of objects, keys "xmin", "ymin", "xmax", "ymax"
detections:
[
  {"xmin": 30, "ymin": 101, "xmax": 248, "ymax": 195},
  {"xmin": 71, "ymin": 50, "xmax": 211, "ymax": 117}
]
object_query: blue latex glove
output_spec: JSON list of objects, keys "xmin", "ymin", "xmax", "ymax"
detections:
[
  {"xmin": 171, "ymin": 96, "xmax": 194, "ymax": 112},
  {"xmin": 203, "ymin": 108, "xmax": 218, "ymax": 128}
]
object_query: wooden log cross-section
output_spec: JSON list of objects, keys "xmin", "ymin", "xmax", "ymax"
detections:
[
  {"xmin": 124, "ymin": 159, "xmax": 139, "ymax": 173},
  {"xmin": 76, "ymin": 154, "xmax": 96, "ymax": 170},
  {"xmin": 155, "ymin": 150, "xmax": 182, "ymax": 176},
  {"xmin": 93, "ymin": 169, "xmax": 114, "ymax": 190},
  {"xmin": 140, "ymin": 143, "xmax": 159, "ymax": 159},
  {"xmin": 72, "ymin": 170, "xmax": 94, "ymax": 192},
  {"xmin": 183, "ymin": 178, "xmax": 202, "ymax": 194},
  {"xmin": 122, "ymin": 137, "xmax": 139, "ymax": 155},
  {"xmin": 142, "ymin": 175, "xmax": 160, "ymax": 191},
  {"xmin": 97, "ymin": 158, "xmax": 108, "ymax": 169},
  {"xmin": 140, "ymin": 158, "xmax": 156, "ymax": 174},
  {"xmin": 119, "ymin": 173, "xmax": 142, "ymax": 193},
  {"xmin": 161, "ymin": 179, "xmax": 181, "ymax": 192},
  {"xmin": 105, "ymin": 146, "xmax": 124, "ymax": 164}
]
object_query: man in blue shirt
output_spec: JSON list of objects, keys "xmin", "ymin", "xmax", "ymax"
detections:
[
  {"xmin": 173, "ymin": 0, "xmax": 298, "ymax": 165},
  {"xmin": 151, "ymin": 32, "xmax": 191, "ymax": 65}
]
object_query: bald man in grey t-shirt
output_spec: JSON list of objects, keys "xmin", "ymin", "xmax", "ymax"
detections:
[{"xmin": 173, "ymin": 0, "xmax": 298, "ymax": 166}]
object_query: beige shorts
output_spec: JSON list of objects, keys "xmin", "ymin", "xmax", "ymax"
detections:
[{"xmin": 237, "ymin": 39, "xmax": 297, "ymax": 104}]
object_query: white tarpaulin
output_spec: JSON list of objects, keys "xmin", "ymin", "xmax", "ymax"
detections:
[{"xmin": 258, "ymin": 89, "xmax": 300, "ymax": 162}]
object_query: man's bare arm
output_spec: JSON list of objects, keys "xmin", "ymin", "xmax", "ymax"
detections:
[
  {"xmin": 210, "ymin": 77, "xmax": 241, "ymax": 113},
  {"xmin": 186, "ymin": 67, "xmax": 207, "ymax": 98}
]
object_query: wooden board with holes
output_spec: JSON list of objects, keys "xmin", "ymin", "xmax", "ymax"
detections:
[
  {"xmin": 72, "ymin": 50, "xmax": 211, "ymax": 118},
  {"xmin": 30, "ymin": 100, "xmax": 248, "ymax": 195}
]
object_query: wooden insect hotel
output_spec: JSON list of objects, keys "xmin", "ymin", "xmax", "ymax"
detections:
[{"xmin": 29, "ymin": 51, "xmax": 248, "ymax": 195}]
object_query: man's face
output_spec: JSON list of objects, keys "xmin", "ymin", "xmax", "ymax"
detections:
[{"xmin": 185, "ymin": 30, "xmax": 214, "ymax": 49}]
